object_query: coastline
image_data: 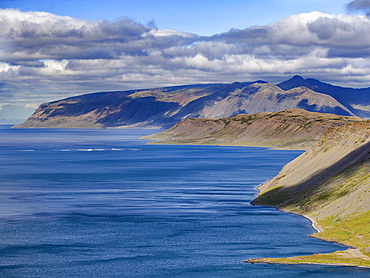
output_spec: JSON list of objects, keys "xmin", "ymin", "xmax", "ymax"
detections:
[
  {"xmin": 246, "ymin": 258, "xmax": 370, "ymax": 269},
  {"xmin": 249, "ymin": 185, "xmax": 370, "ymax": 268},
  {"xmin": 247, "ymin": 198, "xmax": 370, "ymax": 268},
  {"xmin": 144, "ymin": 120, "xmax": 370, "ymax": 269},
  {"xmin": 148, "ymin": 139, "xmax": 370, "ymax": 268},
  {"xmin": 146, "ymin": 139, "xmax": 307, "ymax": 151},
  {"xmin": 303, "ymin": 214, "xmax": 322, "ymax": 233},
  {"xmin": 245, "ymin": 206, "xmax": 370, "ymax": 268}
]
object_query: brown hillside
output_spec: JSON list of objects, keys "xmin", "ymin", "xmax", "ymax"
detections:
[{"xmin": 144, "ymin": 109, "xmax": 363, "ymax": 150}]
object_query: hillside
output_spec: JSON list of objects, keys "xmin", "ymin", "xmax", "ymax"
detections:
[
  {"xmin": 14, "ymin": 76, "xmax": 369, "ymax": 129},
  {"xmin": 144, "ymin": 109, "xmax": 363, "ymax": 150},
  {"xmin": 248, "ymin": 121, "xmax": 370, "ymax": 267}
]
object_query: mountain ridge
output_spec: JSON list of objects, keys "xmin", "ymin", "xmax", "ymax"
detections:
[
  {"xmin": 14, "ymin": 76, "xmax": 370, "ymax": 128},
  {"xmin": 278, "ymin": 76, "xmax": 370, "ymax": 118}
]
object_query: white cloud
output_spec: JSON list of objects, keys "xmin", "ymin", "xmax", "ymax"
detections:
[
  {"xmin": 1, "ymin": 8, "xmax": 370, "ymax": 117},
  {"xmin": 24, "ymin": 103, "xmax": 40, "ymax": 109}
]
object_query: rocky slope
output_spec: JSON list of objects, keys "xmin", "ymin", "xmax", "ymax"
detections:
[
  {"xmin": 249, "ymin": 120, "xmax": 370, "ymax": 267},
  {"xmin": 15, "ymin": 76, "xmax": 368, "ymax": 129},
  {"xmin": 144, "ymin": 109, "xmax": 363, "ymax": 150}
]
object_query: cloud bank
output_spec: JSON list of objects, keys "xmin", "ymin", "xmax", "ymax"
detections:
[{"xmin": 1, "ymin": 8, "xmax": 370, "ymax": 122}]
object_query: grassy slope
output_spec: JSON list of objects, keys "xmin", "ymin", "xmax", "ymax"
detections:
[{"xmin": 249, "ymin": 121, "xmax": 370, "ymax": 267}]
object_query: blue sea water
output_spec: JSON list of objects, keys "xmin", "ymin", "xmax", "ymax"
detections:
[{"xmin": 0, "ymin": 126, "xmax": 368, "ymax": 278}]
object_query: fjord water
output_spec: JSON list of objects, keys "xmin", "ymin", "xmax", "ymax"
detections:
[{"xmin": 0, "ymin": 126, "xmax": 367, "ymax": 277}]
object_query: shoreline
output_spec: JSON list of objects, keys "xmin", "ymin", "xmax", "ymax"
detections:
[
  {"xmin": 145, "ymin": 139, "xmax": 308, "ymax": 151},
  {"xmin": 246, "ymin": 258, "xmax": 370, "ymax": 269},
  {"xmin": 150, "ymin": 139, "xmax": 370, "ymax": 268},
  {"xmin": 302, "ymin": 214, "xmax": 322, "ymax": 233},
  {"xmin": 246, "ymin": 203, "xmax": 370, "ymax": 268},
  {"xmin": 249, "ymin": 198, "xmax": 370, "ymax": 268}
]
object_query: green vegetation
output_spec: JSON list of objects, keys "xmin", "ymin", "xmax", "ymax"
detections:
[
  {"xmin": 247, "ymin": 250, "xmax": 370, "ymax": 267},
  {"xmin": 246, "ymin": 207, "xmax": 370, "ymax": 268},
  {"xmin": 317, "ymin": 210, "xmax": 370, "ymax": 249}
]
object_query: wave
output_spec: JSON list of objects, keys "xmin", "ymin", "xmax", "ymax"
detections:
[
  {"xmin": 20, "ymin": 148, "xmax": 142, "ymax": 152},
  {"xmin": 60, "ymin": 148, "xmax": 141, "ymax": 152}
]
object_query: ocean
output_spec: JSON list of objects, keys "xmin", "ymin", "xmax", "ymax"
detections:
[{"xmin": 0, "ymin": 126, "xmax": 368, "ymax": 277}]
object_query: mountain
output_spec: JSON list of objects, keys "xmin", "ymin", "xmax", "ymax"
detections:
[
  {"xmin": 14, "ymin": 84, "xmax": 225, "ymax": 128},
  {"xmin": 15, "ymin": 76, "xmax": 367, "ymax": 129},
  {"xmin": 248, "ymin": 120, "xmax": 370, "ymax": 267},
  {"xmin": 143, "ymin": 109, "xmax": 363, "ymax": 150},
  {"xmin": 175, "ymin": 82, "xmax": 353, "ymax": 120},
  {"xmin": 278, "ymin": 75, "xmax": 370, "ymax": 118}
]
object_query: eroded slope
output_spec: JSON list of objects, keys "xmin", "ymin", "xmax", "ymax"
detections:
[{"xmin": 250, "ymin": 121, "xmax": 370, "ymax": 267}]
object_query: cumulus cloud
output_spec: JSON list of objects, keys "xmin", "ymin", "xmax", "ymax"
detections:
[
  {"xmin": 1, "ymin": 8, "xmax": 370, "ymax": 120},
  {"xmin": 0, "ymin": 9, "xmax": 196, "ymax": 62},
  {"xmin": 347, "ymin": 0, "xmax": 370, "ymax": 16}
]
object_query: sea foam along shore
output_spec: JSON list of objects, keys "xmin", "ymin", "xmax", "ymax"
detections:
[{"xmin": 303, "ymin": 215, "xmax": 322, "ymax": 233}]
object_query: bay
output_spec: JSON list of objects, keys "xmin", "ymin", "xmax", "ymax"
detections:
[{"xmin": 0, "ymin": 126, "xmax": 367, "ymax": 277}]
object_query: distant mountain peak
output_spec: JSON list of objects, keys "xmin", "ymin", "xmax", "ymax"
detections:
[
  {"xmin": 277, "ymin": 75, "xmax": 312, "ymax": 90},
  {"xmin": 291, "ymin": 75, "xmax": 305, "ymax": 80},
  {"xmin": 229, "ymin": 81, "xmax": 244, "ymax": 89}
]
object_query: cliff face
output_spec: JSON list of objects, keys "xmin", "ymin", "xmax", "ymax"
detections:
[
  {"xmin": 255, "ymin": 120, "xmax": 370, "ymax": 214},
  {"xmin": 144, "ymin": 109, "xmax": 363, "ymax": 150},
  {"xmin": 15, "ymin": 76, "xmax": 364, "ymax": 129},
  {"xmin": 252, "ymin": 120, "xmax": 370, "ymax": 267}
]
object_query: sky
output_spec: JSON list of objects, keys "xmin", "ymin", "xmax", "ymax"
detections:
[{"xmin": 1, "ymin": 0, "xmax": 370, "ymax": 123}]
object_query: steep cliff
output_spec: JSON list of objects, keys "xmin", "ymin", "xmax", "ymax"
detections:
[{"xmin": 249, "ymin": 121, "xmax": 370, "ymax": 267}]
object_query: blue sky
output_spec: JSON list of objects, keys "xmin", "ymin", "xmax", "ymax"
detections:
[{"xmin": 1, "ymin": 0, "xmax": 370, "ymax": 123}]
